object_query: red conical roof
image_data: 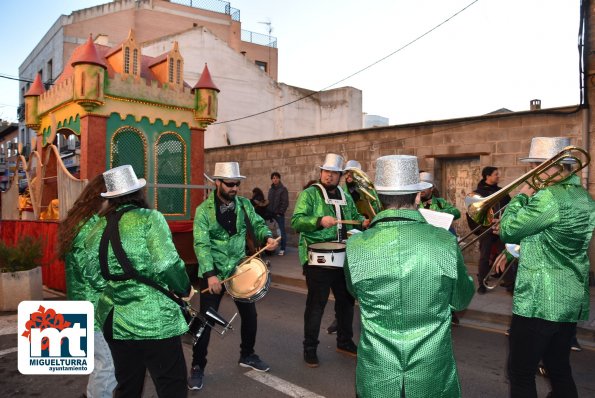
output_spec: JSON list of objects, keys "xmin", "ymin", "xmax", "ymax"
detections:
[
  {"xmin": 24, "ymin": 73, "xmax": 45, "ymax": 97},
  {"xmin": 71, "ymin": 35, "xmax": 107, "ymax": 68},
  {"xmin": 193, "ymin": 64, "xmax": 219, "ymax": 92}
]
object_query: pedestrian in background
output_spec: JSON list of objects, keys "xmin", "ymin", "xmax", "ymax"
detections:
[{"xmin": 267, "ymin": 171, "xmax": 289, "ymax": 255}]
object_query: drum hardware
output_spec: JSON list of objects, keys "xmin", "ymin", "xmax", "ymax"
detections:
[
  {"xmin": 308, "ymin": 242, "xmax": 346, "ymax": 268},
  {"xmin": 183, "ymin": 304, "xmax": 237, "ymax": 346}
]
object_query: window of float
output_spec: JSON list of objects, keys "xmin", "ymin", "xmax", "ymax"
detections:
[
  {"xmin": 133, "ymin": 49, "xmax": 138, "ymax": 75},
  {"xmin": 124, "ymin": 47, "xmax": 130, "ymax": 74},
  {"xmin": 154, "ymin": 132, "xmax": 187, "ymax": 216},
  {"xmin": 176, "ymin": 59, "xmax": 181, "ymax": 85},
  {"xmin": 168, "ymin": 59, "xmax": 174, "ymax": 83},
  {"xmin": 110, "ymin": 127, "xmax": 147, "ymax": 180}
]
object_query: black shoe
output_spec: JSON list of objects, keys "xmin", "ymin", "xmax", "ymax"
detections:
[
  {"xmin": 571, "ymin": 340, "xmax": 582, "ymax": 352},
  {"xmin": 337, "ymin": 341, "xmax": 357, "ymax": 357},
  {"xmin": 187, "ymin": 366, "xmax": 204, "ymax": 390},
  {"xmin": 326, "ymin": 319, "xmax": 338, "ymax": 334},
  {"xmin": 239, "ymin": 354, "xmax": 270, "ymax": 372},
  {"xmin": 304, "ymin": 350, "xmax": 319, "ymax": 368},
  {"xmin": 477, "ymin": 285, "xmax": 487, "ymax": 295}
]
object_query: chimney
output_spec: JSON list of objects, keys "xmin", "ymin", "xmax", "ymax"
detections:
[{"xmin": 530, "ymin": 99, "xmax": 541, "ymax": 110}]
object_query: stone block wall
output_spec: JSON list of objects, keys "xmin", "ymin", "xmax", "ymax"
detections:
[{"xmin": 205, "ymin": 107, "xmax": 592, "ymax": 269}]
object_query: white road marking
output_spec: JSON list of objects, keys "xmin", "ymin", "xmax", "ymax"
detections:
[
  {"xmin": 0, "ymin": 347, "xmax": 18, "ymax": 357},
  {"xmin": 0, "ymin": 326, "xmax": 17, "ymax": 336},
  {"xmin": 244, "ymin": 369, "xmax": 326, "ymax": 398}
]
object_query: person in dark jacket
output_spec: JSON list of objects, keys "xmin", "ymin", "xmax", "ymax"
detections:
[
  {"xmin": 472, "ymin": 166, "xmax": 511, "ymax": 294},
  {"xmin": 267, "ymin": 172, "xmax": 289, "ymax": 255}
]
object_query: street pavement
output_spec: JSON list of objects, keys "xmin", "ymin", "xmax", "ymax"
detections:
[{"xmin": 0, "ymin": 246, "xmax": 594, "ymax": 397}]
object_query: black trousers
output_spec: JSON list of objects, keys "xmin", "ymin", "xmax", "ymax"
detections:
[
  {"xmin": 191, "ymin": 278, "xmax": 257, "ymax": 369},
  {"xmin": 303, "ymin": 266, "xmax": 355, "ymax": 351},
  {"xmin": 508, "ymin": 314, "xmax": 578, "ymax": 398},
  {"xmin": 477, "ymin": 232, "xmax": 504, "ymax": 285},
  {"xmin": 104, "ymin": 324, "xmax": 187, "ymax": 398}
]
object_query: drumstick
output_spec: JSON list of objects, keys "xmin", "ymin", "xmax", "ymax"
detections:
[
  {"xmin": 336, "ymin": 219, "xmax": 362, "ymax": 225},
  {"xmin": 199, "ymin": 268, "xmax": 251, "ymax": 294}
]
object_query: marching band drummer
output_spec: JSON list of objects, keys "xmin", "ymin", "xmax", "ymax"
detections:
[
  {"xmin": 500, "ymin": 137, "xmax": 595, "ymax": 398},
  {"xmin": 188, "ymin": 162, "xmax": 278, "ymax": 390},
  {"xmin": 291, "ymin": 153, "xmax": 368, "ymax": 368},
  {"xmin": 345, "ymin": 155, "xmax": 474, "ymax": 398}
]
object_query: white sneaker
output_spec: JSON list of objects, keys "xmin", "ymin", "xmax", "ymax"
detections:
[{"xmin": 278, "ymin": 250, "xmax": 285, "ymax": 256}]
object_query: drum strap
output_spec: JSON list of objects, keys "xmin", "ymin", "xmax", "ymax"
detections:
[
  {"xmin": 313, "ymin": 183, "xmax": 347, "ymax": 241},
  {"xmin": 369, "ymin": 216, "xmax": 417, "ymax": 229},
  {"xmin": 99, "ymin": 206, "xmax": 186, "ymax": 308}
]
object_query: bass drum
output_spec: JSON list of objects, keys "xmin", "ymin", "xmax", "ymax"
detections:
[{"xmin": 224, "ymin": 257, "xmax": 271, "ymax": 303}]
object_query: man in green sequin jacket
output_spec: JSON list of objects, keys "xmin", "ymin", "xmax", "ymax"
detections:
[
  {"xmin": 346, "ymin": 155, "xmax": 475, "ymax": 398},
  {"xmin": 291, "ymin": 154, "xmax": 367, "ymax": 368},
  {"xmin": 189, "ymin": 162, "xmax": 277, "ymax": 389},
  {"xmin": 500, "ymin": 137, "xmax": 595, "ymax": 398}
]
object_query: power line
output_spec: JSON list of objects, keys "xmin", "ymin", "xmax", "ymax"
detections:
[
  {"xmin": 0, "ymin": 74, "xmax": 33, "ymax": 84},
  {"xmin": 213, "ymin": 0, "xmax": 480, "ymax": 125}
]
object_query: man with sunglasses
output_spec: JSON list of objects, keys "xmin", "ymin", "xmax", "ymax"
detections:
[{"xmin": 188, "ymin": 162, "xmax": 278, "ymax": 390}]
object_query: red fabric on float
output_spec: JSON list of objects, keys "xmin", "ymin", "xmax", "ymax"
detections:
[{"xmin": 0, "ymin": 220, "xmax": 65, "ymax": 292}]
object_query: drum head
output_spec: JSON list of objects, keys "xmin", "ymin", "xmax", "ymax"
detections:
[
  {"xmin": 225, "ymin": 257, "xmax": 269, "ymax": 300},
  {"xmin": 308, "ymin": 242, "xmax": 346, "ymax": 251}
]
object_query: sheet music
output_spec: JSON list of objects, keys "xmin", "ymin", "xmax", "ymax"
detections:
[{"xmin": 418, "ymin": 208, "xmax": 454, "ymax": 230}]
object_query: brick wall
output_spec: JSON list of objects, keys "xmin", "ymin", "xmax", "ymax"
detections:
[{"xmin": 205, "ymin": 108, "xmax": 589, "ymax": 256}]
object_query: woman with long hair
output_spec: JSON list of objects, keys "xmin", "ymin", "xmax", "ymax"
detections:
[
  {"xmin": 85, "ymin": 165, "xmax": 192, "ymax": 398},
  {"xmin": 57, "ymin": 174, "xmax": 117, "ymax": 398}
]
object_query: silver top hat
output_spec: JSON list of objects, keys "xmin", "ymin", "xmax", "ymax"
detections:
[
  {"xmin": 101, "ymin": 165, "xmax": 146, "ymax": 198},
  {"xmin": 419, "ymin": 171, "xmax": 434, "ymax": 187},
  {"xmin": 374, "ymin": 155, "xmax": 432, "ymax": 195},
  {"xmin": 520, "ymin": 137, "xmax": 572, "ymax": 163},
  {"xmin": 344, "ymin": 160, "xmax": 362, "ymax": 171},
  {"xmin": 319, "ymin": 153, "xmax": 345, "ymax": 172},
  {"xmin": 212, "ymin": 162, "xmax": 245, "ymax": 180}
]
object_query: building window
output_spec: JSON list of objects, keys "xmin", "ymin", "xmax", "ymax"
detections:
[
  {"xmin": 168, "ymin": 59, "xmax": 174, "ymax": 83},
  {"xmin": 255, "ymin": 61, "xmax": 267, "ymax": 72},
  {"xmin": 124, "ymin": 47, "xmax": 130, "ymax": 74},
  {"xmin": 47, "ymin": 59, "xmax": 53, "ymax": 83},
  {"xmin": 133, "ymin": 49, "xmax": 138, "ymax": 75},
  {"xmin": 176, "ymin": 60, "xmax": 181, "ymax": 84}
]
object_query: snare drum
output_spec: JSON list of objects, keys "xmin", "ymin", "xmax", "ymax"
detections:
[
  {"xmin": 308, "ymin": 242, "xmax": 346, "ymax": 268},
  {"xmin": 224, "ymin": 257, "xmax": 271, "ymax": 303}
]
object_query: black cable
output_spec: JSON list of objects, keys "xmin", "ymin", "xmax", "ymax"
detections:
[
  {"xmin": 0, "ymin": 74, "xmax": 33, "ymax": 84},
  {"xmin": 212, "ymin": 0, "xmax": 481, "ymax": 125}
]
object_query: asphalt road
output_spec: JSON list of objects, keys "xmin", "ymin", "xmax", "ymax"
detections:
[{"xmin": 1, "ymin": 284, "xmax": 593, "ymax": 397}]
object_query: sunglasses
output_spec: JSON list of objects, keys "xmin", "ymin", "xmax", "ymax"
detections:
[{"xmin": 221, "ymin": 180, "xmax": 241, "ymax": 188}]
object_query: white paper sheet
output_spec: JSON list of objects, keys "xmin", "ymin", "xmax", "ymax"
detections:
[{"xmin": 418, "ymin": 208, "xmax": 454, "ymax": 230}]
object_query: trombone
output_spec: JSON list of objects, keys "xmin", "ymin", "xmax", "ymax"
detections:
[
  {"xmin": 459, "ymin": 146, "xmax": 590, "ymax": 252},
  {"xmin": 483, "ymin": 244, "xmax": 519, "ymax": 289},
  {"xmin": 349, "ymin": 168, "xmax": 381, "ymax": 219}
]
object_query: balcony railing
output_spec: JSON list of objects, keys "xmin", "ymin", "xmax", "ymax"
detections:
[
  {"xmin": 170, "ymin": 0, "xmax": 240, "ymax": 21},
  {"xmin": 241, "ymin": 30, "xmax": 277, "ymax": 48}
]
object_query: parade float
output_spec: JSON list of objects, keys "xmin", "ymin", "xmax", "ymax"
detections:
[{"xmin": 0, "ymin": 31, "xmax": 219, "ymax": 292}]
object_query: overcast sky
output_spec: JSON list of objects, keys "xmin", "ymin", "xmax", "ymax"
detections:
[{"xmin": 0, "ymin": 0, "xmax": 580, "ymax": 125}]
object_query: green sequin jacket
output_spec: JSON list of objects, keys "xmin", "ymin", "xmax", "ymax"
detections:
[
  {"xmin": 419, "ymin": 196, "xmax": 461, "ymax": 220},
  {"xmin": 86, "ymin": 208, "xmax": 191, "ymax": 340},
  {"xmin": 345, "ymin": 209, "xmax": 474, "ymax": 398},
  {"xmin": 291, "ymin": 184, "xmax": 364, "ymax": 266},
  {"xmin": 500, "ymin": 174, "xmax": 595, "ymax": 322},
  {"xmin": 193, "ymin": 192, "xmax": 272, "ymax": 279}
]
